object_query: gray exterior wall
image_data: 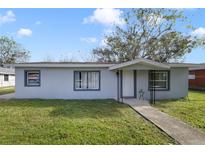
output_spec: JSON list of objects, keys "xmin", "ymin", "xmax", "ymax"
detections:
[
  {"xmin": 136, "ymin": 68, "xmax": 188, "ymax": 100},
  {"xmin": 15, "ymin": 67, "xmax": 188, "ymax": 100},
  {"xmin": 15, "ymin": 67, "xmax": 118, "ymax": 99}
]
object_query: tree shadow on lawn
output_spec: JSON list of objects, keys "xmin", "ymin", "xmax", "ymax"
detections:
[{"xmin": 0, "ymin": 99, "xmax": 128, "ymax": 119}]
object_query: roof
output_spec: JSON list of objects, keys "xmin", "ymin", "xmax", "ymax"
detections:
[
  {"xmin": 190, "ymin": 68, "xmax": 205, "ymax": 71},
  {"xmin": 15, "ymin": 61, "xmax": 116, "ymax": 64},
  {"xmin": 109, "ymin": 58, "xmax": 202, "ymax": 70},
  {"xmin": 5, "ymin": 61, "xmax": 116, "ymax": 68},
  {"xmin": 189, "ymin": 63, "xmax": 205, "ymax": 70},
  {"xmin": 109, "ymin": 58, "xmax": 170, "ymax": 70},
  {"xmin": 5, "ymin": 58, "xmax": 203, "ymax": 70},
  {"xmin": 0, "ymin": 67, "xmax": 15, "ymax": 75},
  {"xmin": 167, "ymin": 63, "xmax": 203, "ymax": 68}
]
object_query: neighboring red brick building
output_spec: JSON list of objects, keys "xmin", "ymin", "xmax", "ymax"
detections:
[{"xmin": 189, "ymin": 68, "xmax": 205, "ymax": 90}]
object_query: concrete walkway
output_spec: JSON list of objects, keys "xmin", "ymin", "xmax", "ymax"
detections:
[
  {"xmin": 0, "ymin": 93, "xmax": 15, "ymax": 99},
  {"xmin": 124, "ymin": 99, "xmax": 205, "ymax": 145}
]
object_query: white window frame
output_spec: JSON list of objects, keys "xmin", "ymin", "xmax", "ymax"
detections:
[
  {"xmin": 149, "ymin": 71, "xmax": 169, "ymax": 91},
  {"xmin": 74, "ymin": 71, "xmax": 100, "ymax": 91},
  {"xmin": 189, "ymin": 71, "xmax": 196, "ymax": 80}
]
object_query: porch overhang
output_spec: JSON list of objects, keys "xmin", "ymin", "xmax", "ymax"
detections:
[{"xmin": 109, "ymin": 58, "xmax": 170, "ymax": 71}]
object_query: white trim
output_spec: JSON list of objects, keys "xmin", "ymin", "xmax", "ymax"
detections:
[
  {"xmin": 168, "ymin": 63, "xmax": 203, "ymax": 68},
  {"xmin": 189, "ymin": 74, "xmax": 195, "ymax": 79},
  {"xmin": 5, "ymin": 58, "xmax": 203, "ymax": 69},
  {"xmin": 109, "ymin": 58, "xmax": 170, "ymax": 70},
  {"xmin": 189, "ymin": 68, "xmax": 205, "ymax": 71},
  {"xmin": 6, "ymin": 63, "xmax": 114, "ymax": 68},
  {"xmin": 149, "ymin": 71, "xmax": 169, "ymax": 90},
  {"xmin": 189, "ymin": 65, "xmax": 205, "ymax": 70}
]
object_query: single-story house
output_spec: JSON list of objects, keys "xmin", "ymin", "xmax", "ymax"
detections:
[
  {"xmin": 189, "ymin": 64, "xmax": 205, "ymax": 90},
  {"xmin": 0, "ymin": 67, "xmax": 15, "ymax": 87},
  {"xmin": 9, "ymin": 58, "xmax": 200, "ymax": 101}
]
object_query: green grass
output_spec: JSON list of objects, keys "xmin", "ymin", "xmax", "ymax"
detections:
[
  {"xmin": 154, "ymin": 91, "xmax": 205, "ymax": 132},
  {"xmin": 0, "ymin": 86, "xmax": 15, "ymax": 95},
  {"xmin": 0, "ymin": 99, "xmax": 175, "ymax": 144}
]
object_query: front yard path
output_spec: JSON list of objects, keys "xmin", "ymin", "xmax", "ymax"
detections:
[
  {"xmin": 125, "ymin": 101, "xmax": 205, "ymax": 145},
  {"xmin": 0, "ymin": 93, "xmax": 15, "ymax": 99}
]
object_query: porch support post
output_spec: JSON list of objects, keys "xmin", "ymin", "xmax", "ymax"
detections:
[
  {"xmin": 153, "ymin": 70, "xmax": 156, "ymax": 104},
  {"xmin": 150, "ymin": 70, "xmax": 156, "ymax": 104},
  {"xmin": 120, "ymin": 70, "xmax": 123, "ymax": 102},
  {"xmin": 116, "ymin": 71, "xmax": 120, "ymax": 101},
  {"xmin": 134, "ymin": 70, "xmax": 137, "ymax": 98}
]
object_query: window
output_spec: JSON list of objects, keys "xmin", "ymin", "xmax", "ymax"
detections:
[
  {"xmin": 4, "ymin": 74, "xmax": 9, "ymax": 81},
  {"xmin": 25, "ymin": 70, "xmax": 40, "ymax": 86},
  {"xmin": 149, "ymin": 70, "xmax": 169, "ymax": 90},
  {"xmin": 74, "ymin": 71, "xmax": 100, "ymax": 90},
  {"xmin": 189, "ymin": 71, "xmax": 195, "ymax": 80}
]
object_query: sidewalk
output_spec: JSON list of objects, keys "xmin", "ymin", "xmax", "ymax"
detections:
[{"xmin": 125, "ymin": 100, "xmax": 205, "ymax": 145}]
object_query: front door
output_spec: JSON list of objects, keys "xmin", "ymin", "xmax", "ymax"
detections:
[{"xmin": 122, "ymin": 70, "xmax": 135, "ymax": 97}]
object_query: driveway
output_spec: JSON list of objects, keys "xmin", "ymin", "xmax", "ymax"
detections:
[
  {"xmin": 124, "ymin": 99, "xmax": 205, "ymax": 145},
  {"xmin": 0, "ymin": 93, "xmax": 15, "ymax": 99}
]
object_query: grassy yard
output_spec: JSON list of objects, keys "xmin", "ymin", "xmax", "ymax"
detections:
[
  {"xmin": 154, "ymin": 91, "xmax": 205, "ymax": 132},
  {"xmin": 0, "ymin": 86, "xmax": 15, "ymax": 95},
  {"xmin": 0, "ymin": 99, "xmax": 175, "ymax": 144}
]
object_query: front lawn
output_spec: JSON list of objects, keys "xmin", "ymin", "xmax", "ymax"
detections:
[
  {"xmin": 154, "ymin": 91, "xmax": 205, "ymax": 132},
  {"xmin": 0, "ymin": 86, "xmax": 15, "ymax": 95},
  {"xmin": 0, "ymin": 99, "xmax": 175, "ymax": 144}
]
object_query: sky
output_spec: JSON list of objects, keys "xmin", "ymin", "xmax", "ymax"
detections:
[{"xmin": 0, "ymin": 8, "xmax": 205, "ymax": 63}]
